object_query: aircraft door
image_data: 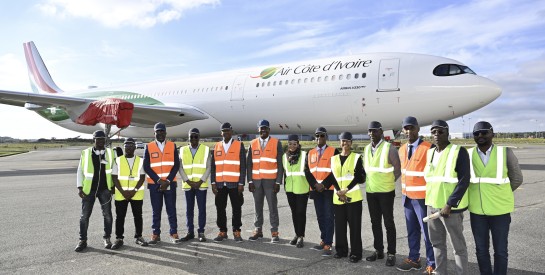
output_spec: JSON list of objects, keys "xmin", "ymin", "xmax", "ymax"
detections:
[
  {"xmin": 377, "ymin": 58, "xmax": 400, "ymax": 92},
  {"xmin": 230, "ymin": 74, "xmax": 247, "ymax": 101}
]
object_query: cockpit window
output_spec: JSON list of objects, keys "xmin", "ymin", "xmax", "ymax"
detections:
[{"xmin": 433, "ymin": 64, "xmax": 476, "ymax": 76}]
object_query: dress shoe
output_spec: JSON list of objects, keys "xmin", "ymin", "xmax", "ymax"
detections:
[
  {"xmin": 386, "ymin": 253, "xmax": 396, "ymax": 266},
  {"xmin": 103, "ymin": 238, "xmax": 112, "ymax": 249},
  {"xmin": 296, "ymin": 237, "xmax": 304, "ymax": 248},
  {"xmin": 74, "ymin": 240, "xmax": 87, "ymax": 252},
  {"xmin": 180, "ymin": 232, "xmax": 195, "ymax": 242},
  {"xmin": 333, "ymin": 253, "xmax": 347, "ymax": 259},
  {"xmin": 198, "ymin": 233, "xmax": 207, "ymax": 242},
  {"xmin": 289, "ymin": 236, "xmax": 298, "ymax": 245},
  {"xmin": 111, "ymin": 239, "xmax": 123, "ymax": 250},
  {"xmin": 349, "ymin": 255, "xmax": 362, "ymax": 263},
  {"xmin": 366, "ymin": 250, "xmax": 384, "ymax": 261}
]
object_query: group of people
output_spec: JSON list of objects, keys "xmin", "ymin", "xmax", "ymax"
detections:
[{"xmin": 74, "ymin": 117, "xmax": 522, "ymax": 275}]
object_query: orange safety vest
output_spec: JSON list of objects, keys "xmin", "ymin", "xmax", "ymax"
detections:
[
  {"xmin": 250, "ymin": 137, "xmax": 279, "ymax": 180},
  {"xmin": 399, "ymin": 141, "xmax": 431, "ymax": 199},
  {"xmin": 214, "ymin": 140, "xmax": 242, "ymax": 183},
  {"xmin": 308, "ymin": 146, "xmax": 336, "ymax": 190},
  {"xmin": 146, "ymin": 141, "xmax": 177, "ymax": 183}
]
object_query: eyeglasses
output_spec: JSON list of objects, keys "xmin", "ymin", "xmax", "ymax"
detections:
[
  {"xmin": 473, "ymin": 130, "xmax": 490, "ymax": 136},
  {"xmin": 431, "ymin": 129, "xmax": 445, "ymax": 135},
  {"xmin": 315, "ymin": 134, "xmax": 326, "ymax": 138}
]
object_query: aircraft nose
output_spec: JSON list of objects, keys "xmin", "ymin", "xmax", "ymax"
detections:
[{"xmin": 478, "ymin": 77, "xmax": 502, "ymax": 105}]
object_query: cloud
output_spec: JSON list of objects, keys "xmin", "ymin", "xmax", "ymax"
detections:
[
  {"xmin": 36, "ymin": 0, "xmax": 220, "ymax": 28},
  {"xmin": 0, "ymin": 53, "xmax": 29, "ymax": 91}
]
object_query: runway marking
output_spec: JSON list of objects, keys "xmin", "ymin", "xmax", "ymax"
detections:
[{"xmin": 197, "ymin": 242, "xmax": 305, "ymax": 260}]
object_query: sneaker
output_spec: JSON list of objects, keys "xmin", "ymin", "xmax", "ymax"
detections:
[
  {"xmin": 111, "ymin": 238, "xmax": 123, "ymax": 250},
  {"xmin": 322, "ymin": 245, "xmax": 332, "ymax": 257},
  {"xmin": 386, "ymin": 253, "xmax": 396, "ymax": 266},
  {"xmin": 180, "ymin": 232, "xmax": 195, "ymax": 242},
  {"xmin": 213, "ymin": 232, "xmax": 228, "ymax": 242},
  {"xmin": 74, "ymin": 240, "xmax": 87, "ymax": 252},
  {"xmin": 170, "ymin": 233, "xmax": 181, "ymax": 244},
  {"xmin": 103, "ymin": 238, "xmax": 112, "ymax": 249},
  {"xmin": 149, "ymin": 234, "xmax": 160, "ymax": 245},
  {"xmin": 366, "ymin": 250, "xmax": 384, "ymax": 261},
  {"xmin": 311, "ymin": 241, "xmax": 325, "ymax": 251},
  {"xmin": 135, "ymin": 237, "xmax": 149, "ymax": 246},
  {"xmin": 271, "ymin": 232, "xmax": 280, "ymax": 243},
  {"xmin": 423, "ymin": 266, "xmax": 436, "ymax": 274},
  {"xmin": 198, "ymin": 233, "xmax": 207, "ymax": 242},
  {"xmin": 296, "ymin": 237, "xmax": 304, "ymax": 248},
  {"xmin": 249, "ymin": 230, "xmax": 263, "ymax": 241},
  {"xmin": 397, "ymin": 258, "xmax": 422, "ymax": 271},
  {"xmin": 289, "ymin": 236, "xmax": 298, "ymax": 245},
  {"xmin": 233, "ymin": 231, "xmax": 243, "ymax": 243}
]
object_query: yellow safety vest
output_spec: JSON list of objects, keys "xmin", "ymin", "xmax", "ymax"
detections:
[
  {"xmin": 282, "ymin": 151, "xmax": 310, "ymax": 194},
  {"xmin": 331, "ymin": 153, "xmax": 363, "ymax": 205},
  {"xmin": 114, "ymin": 155, "xmax": 145, "ymax": 201},
  {"xmin": 364, "ymin": 142, "xmax": 395, "ymax": 193},
  {"xmin": 424, "ymin": 144, "xmax": 468, "ymax": 210},
  {"xmin": 80, "ymin": 147, "xmax": 114, "ymax": 195},
  {"xmin": 180, "ymin": 145, "xmax": 210, "ymax": 190},
  {"xmin": 468, "ymin": 146, "xmax": 513, "ymax": 215}
]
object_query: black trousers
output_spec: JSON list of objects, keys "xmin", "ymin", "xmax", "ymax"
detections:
[
  {"xmin": 334, "ymin": 201, "xmax": 363, "ymax": 258},
  {"xmin": 367, "ymin": 191, "xmax": 396, "ymax": 254},
  {"xmin": 215, "ymin": 186, "xmax": 243, "ymax": 232},
  {"xmin": 286, "ymin": 192, "xmax": 309, "ymax": 237},
  {"xmin": 115, "ymin": 199, "xmax": 143, "ymax": 239}
]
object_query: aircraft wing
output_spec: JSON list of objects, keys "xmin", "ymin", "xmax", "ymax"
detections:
[{"xmin": 0, "ymin": 89, "xmax": 208, "ymax": 126}]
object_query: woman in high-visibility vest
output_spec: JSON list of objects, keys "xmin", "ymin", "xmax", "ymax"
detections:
[{"xmin": 282, "ymin": 134, "xmax": 311, "ymax": 248}]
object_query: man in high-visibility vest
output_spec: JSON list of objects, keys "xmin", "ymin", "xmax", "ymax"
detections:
[
  {"xmin": 364, "ymin": 121, "xmax": 401, "ymax": 267},
  {"xmin": 178, "ymin": 128, "xmax": 211, "ymax": 242},
  {"xmin": 308, "ymin": 126, "xmax": 339, "ymax": 256},
  {"xmin": 247, "ymin": 119, "xmax": 283, "ymax": 243},
  {"xmin": 143, "ymin": 122, "xmax": 181, "ymax": 244},
  {"xmin": 396, "ymin": 116, "xmax": 436, "ymax": 274},
  {"xmin": 330, "ymin": 132, "xmax": 365, "ymax": 263},
  {"xmin": 424, "ymin": 120, "xmax": 470, "ymax": 275},
  {"xmin": 211, "ymin": 122, "xmax": 246, "ymax": 243},
  {"xmin": 74, "ymin": 130, "xmax": 115, "ymax": 252},
  {"xmin": 468, "ymin": 121, "xmax": 523, "ymax": 275},
  {"xmin": 111, "ymin": 138, "xmax": 148, "ymax": 249}
]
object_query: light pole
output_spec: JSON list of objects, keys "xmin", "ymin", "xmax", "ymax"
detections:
[
  {"xmin": 534, "ymin": 119, "xmax": 539, "ymax": 138},
  {"xmin": 468, "ymin": 117, "xmax": 472, "ymax": 136}
]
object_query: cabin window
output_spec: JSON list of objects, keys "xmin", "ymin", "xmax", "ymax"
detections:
[
  {"xmin": 339, "ymin": 74, "xmax": 344, "ymax": 80},
  {"xmin": 332, "ymin": 75, "xmax": 336, "ymax": 81},
  {"xmin": 311, "ymin": 77, "xmax": 315, "ymax": 83},
  {"xmin": 347, "ymin": 74, "xmax": 351, "ymax": 80}
]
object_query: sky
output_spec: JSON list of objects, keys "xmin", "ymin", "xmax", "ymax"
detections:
[{"xmin": 0, "ymin": 0, "xmax": 544, "ymax": 139}]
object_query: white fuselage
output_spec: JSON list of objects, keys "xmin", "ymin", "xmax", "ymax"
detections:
[{"xmin": 44, "ymin": 52, "xmax": 502, "ymax": 138}]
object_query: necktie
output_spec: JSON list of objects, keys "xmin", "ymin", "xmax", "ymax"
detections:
[
  {"xmin": 261, "ymin": 140, "xmax": 265, "ymax": 150},
  {"xmin": 318, "ymin": 147, "xmax": 323, "ymax": 159},
  {"xmin": 408, "ymin": 145, "xmax": 413, "ymax": 160}
]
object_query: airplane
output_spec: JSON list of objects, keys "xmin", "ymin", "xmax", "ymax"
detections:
[{"xmin": 0, "ymin": 41, "xmax": 501, "ymax": 138}]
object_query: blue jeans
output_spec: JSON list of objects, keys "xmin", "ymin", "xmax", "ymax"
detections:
[
  {"xmin": 313, "ymin": 190, "xmax": 334, "ymax": 245},
  {"xmin": 149, "ymin": 184, "xmax": 178, "ymax": 235},
  {"xmin": 184, "ymin": 189, "xmax": 207, "ymax": 234},
  {"xmin": 79, "ymin": 188, "xmax": 113, "ymax": 241},
  {"xmin": 470, "ymin": 213, "xmax": 511, "ymax": 275},
  {"xmin": 403, "ymin": 196, "xmax": 435, "ymax": 267}
]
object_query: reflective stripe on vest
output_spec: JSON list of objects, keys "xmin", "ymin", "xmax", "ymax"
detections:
[
  {"xmin": 468, "ymin": 146, "xmax": 513, "ymax": 215},
  {"xmin": 331, "ymin": 153, "xmax": 363, "ymax": 204},
  {"xmin": 81, "ymin": 148, "xmax": 114, "ymax": 195},
  {"xmin": 400, "ymin": 141, "xmax": 431, "ymax": 199},
  {"xmin": 308, "ymin": 146, "xmax": 336, "ymax": 190},
  {"xmin": 114, "ymin": 155, "xmax": 145, "ymax": 201},
  {"xmin": 214, "ymin": 140, "xmax": 242, "ymax": 183},
  {"xmin": 424, "ymin": 144, "xmax": 468, "ymax": 210},
  {"xmin": 282, "ymin": 151, "xmax": 310, "ymax": 194},
  {"xmin": 146, "ymin": 141, "xmax": 177, "ymax": 183},
  {"xmin": 181, "ymin": 145, "xmax": 209, "ymax": 190},
  {"xmin": 364, "ymin": 142, "xmax": 395, "ymax": 193},
  {"xmin": 250, "ymin": 138, "xmax": 279, "ymax": 180}
]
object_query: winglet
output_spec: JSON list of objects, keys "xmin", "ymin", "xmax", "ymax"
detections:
[{"xmin": 23, "ymin": 41, "xmax": 64, "ymax": 94}]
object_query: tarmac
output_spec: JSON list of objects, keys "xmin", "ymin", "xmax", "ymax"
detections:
[{"xmin": 0, "ymin": 144, "xmax": 544, "ymax": 274}]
